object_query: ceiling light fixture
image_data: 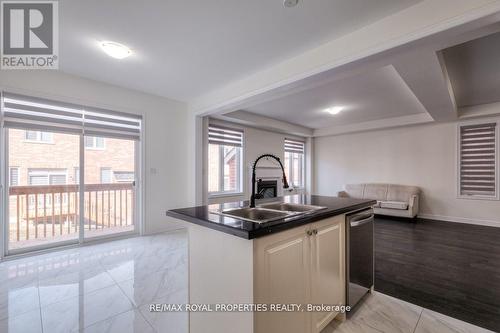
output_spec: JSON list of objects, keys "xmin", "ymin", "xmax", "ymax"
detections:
[
  {"xmin": 283, "ymin": 0, "xmax": 299, "ymax": 8},
  {"xmin": 324, "ymin": 106, "xmax": 344, "ymax": 115},
  {"xmin": 99, "ymin": 41, "xmax": 132, "ymax": 59}
]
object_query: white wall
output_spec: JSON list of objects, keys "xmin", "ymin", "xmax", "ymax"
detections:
[
  {"xmin": 313, "ymin": 121, "xmax": 500, "ymax": 226},
  {"xmin": 206, "ymin": 119, "xmax": 306, "ymax": 204},
  {"xmin": 0, "ymin": 71, "xmax": 194, "ymax": 235}
]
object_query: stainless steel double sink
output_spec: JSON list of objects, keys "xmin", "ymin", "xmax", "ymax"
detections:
[{"xmin": 212, "ymin": 202, "xmax": 327, "ymax": 224}]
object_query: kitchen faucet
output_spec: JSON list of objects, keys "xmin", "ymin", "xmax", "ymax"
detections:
[{"xmin": 250, "ymin": 154, "xmax": 289, "ymax": 208}]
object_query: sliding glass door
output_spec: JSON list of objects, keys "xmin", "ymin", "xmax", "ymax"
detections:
[
  {"xmin": 1, "ymin": 92, "xmax": 142, "ymax": 255},
  {"xmin": 7, "ymin": 129, "xmax": 81, "ymax": 252},
  {"xmin": 83, "ymin": 136, "xmax": 136, "ymax": 240}
]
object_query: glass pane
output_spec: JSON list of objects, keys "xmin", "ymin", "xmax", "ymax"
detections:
[
  {"xmin": 223, "ymin": 146, "xmax": 240, "ymax": 192},
  {"xmin": 284, "ymin": 152, "xmax": 291, "ymax": 184},
  {"xmin": 208, "ymin": 144, "xmax": 241, "ymax": 193},
  {"xmin": 8, "ymin": 129, "xmax": 80, "ymax": 251},
  {"xmin": 40, "ymin": 132, "xmax": 52, "ymax": 142},
  {"xmin": 208, "ymin": 144, "xmax": 220, "ymax": 192},
  {"xmin": 95, "ymin": 137, "xmax": 105, "ymax": 148},
  {"xmin": 25, "ymin": 130, "xmax": 37, "ymax": 140},
  {"xmin": 84, "ymin": 136, "xmax": 93, "ymax": 147},
  {"xmin": 293, "ymin": 153, "xmax": 300, "ymax": 186},
  {"xmin": 84, "ymin": 136, "xmax": 135, "ymax": 239}
]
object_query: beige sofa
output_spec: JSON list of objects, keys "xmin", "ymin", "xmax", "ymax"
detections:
[{"xmin": 338, "ymin": 183, "xmax": 420, "ymax": 218}]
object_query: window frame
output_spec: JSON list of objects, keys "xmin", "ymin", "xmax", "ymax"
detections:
[
  {"xmin": 457, "ymin": 119, "xmax": 499, "ymax": 201},
  {"xmin": 113, "ymin": 171, "xmax": 135, "ymax": 183},
  {"xmin": 23, "ymin": 130, "xmax": 54, "ymax": 144},
  {"xmin": 284, "ymin": 139, "xmax": 305, "ymax": 189},
  {"xmin": 0, "ymin": 90, "xmax": 144, "ymax": 256},
  {"xmin": 285, "ymin": 151, "xmax": 305, "ymax": 189},
  {"xmin": 84, "ymin": 136, "xmax": 106, "ymax": 150},
  {"xmin": 27, "ymin": 168, "xmax": 68, "ymax": 186},
  {"xmin": 100, "ymin": 167, "xmax": 113, "ymax": 184},
  {"xmin": 207, "ymin": 125, "xmax": 244, "ymax": 198},
  {"xmin": 9, "ymin": 167, "xmax": 19, "ymax": 187}
]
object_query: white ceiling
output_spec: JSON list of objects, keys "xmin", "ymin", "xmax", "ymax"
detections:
[
  {"xmin": 442, "ymin": 31, "xmax": 500, "ymax": 108},
  {"xmin": 240, "ymin": 66, "xmax": 426, "ymax": 129},
  {"xmin": 59, "ymin": 0, "xmax": 421, "ymax": 102}
]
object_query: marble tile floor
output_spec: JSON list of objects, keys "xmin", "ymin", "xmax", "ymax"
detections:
[
  {"xmin": 0, "ymin": 228, "xmax": 495, "ymax": 333},
  {"xmin": 0, "ymin": 229, "xmax": 188, "ymax": 333},
  {"xmin": 321, "ymin": 292, "xmax": 496, "ymax": 333}
]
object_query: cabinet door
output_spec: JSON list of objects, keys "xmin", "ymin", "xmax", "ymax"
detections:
[
  {"xmin": 310, "ymin": 216, "xmax": 345, "ymax": 333},
  {"xmin": 254, "ymin": 225, "xmax": 311, "ymax": 333}
]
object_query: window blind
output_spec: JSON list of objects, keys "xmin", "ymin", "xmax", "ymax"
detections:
[
  {"xmin": 208, "ymin": 125, "xmax": 243, "ymax": 147},
  {"xmin": 1, "ymin": 92, "xmax": 142, "ymax": 140},
  {"xmin": 459, "ymin": 122, "xmax": 497, "ymax": 197},
  {"xmin": 9, "ymin": 168, "xmax": 19, "ymax": 186},
  {"xmin": 284, "ymin": 138, "xmax": 305, "ymax": 154}
]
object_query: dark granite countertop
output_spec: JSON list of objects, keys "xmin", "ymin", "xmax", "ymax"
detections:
[{"xmin": 166, "ymin": 195, "xmax": 376, "ymax": 239}]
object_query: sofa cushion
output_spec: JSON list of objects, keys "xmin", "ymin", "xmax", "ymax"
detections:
[
  {"xmin": 344, "ymin": 184, "xmax": 365, "ymax": 199},
  {"xmin": 380, "ymin": 201, "xmax": 408, "ymax": 210},
  {"xmin": 363, "ymin": 184, "xmax": 388, "ymax": 201},
  {"xmin": 387, "ymin": 184, "xmax": 420, "ymax": 202}
]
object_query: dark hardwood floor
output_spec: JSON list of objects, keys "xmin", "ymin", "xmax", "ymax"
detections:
[{"xmin": 374, "ymin": 216, "xmax": 500, "ymax": 332}]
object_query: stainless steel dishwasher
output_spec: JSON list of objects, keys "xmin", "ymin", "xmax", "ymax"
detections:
[{"xmin": 346, "ymin": 208, "xmax": 374, "ymax": 312}]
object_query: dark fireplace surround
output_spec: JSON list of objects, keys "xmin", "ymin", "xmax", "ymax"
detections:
[{"xmin": 256, "ymin": 179, "xmax": 278, "ymax": 199}]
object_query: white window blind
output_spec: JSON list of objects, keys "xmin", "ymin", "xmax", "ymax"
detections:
[
  {"xmin": 208, "ymin": 125, "xmax": 243, "ymax": 147},
  {"xmin": 284, "ymin": 138, "xmax": 305, "ymax": 154},
  {"xmin": 1, "ymin": 92, "xmax": 142, "ymax": 140},
  {"xmin": 459, "ymin": 122, "xmax": 497, "ymax": 198},
  {"xmin": 9, "ymin": 167, "xmax": 19, "ymax": 186}
]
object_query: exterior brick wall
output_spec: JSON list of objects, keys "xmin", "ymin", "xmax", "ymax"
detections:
[{"xmin": 8, "ymin": 129, "xmax": 134, "ymax": 186}]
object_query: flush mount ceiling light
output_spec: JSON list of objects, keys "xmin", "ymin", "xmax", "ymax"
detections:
[
  {"xmin": 99, "ymin": 41, "xmax": 132, "ymax": 59},
  {"xmin": 283, "ymin": 0, "xmax": 299, "ymax": 8},
  {"xmin": 324, "ymin": 106, "xmax": 344, "ymax": 115}
]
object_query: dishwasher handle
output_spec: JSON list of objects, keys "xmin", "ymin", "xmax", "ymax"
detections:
[{"xmin": 349, "ymin": 212, "xmax": 374, "ymax": 227}]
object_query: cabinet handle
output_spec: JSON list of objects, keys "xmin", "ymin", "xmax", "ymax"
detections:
[
  {"xmin": 312, "ymin": 229, "xmax": 318, "ymax": 235},
  {"xmin": 306, "ymin": 230, "xmax": 313, "ymax": 236}
]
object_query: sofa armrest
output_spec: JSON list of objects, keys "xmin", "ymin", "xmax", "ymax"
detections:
[
  {"xmin": 408, "ymin": 194, "xmax": 419, "ymax": 217},
  {"xmin": 337, "ymin": 191, "xmax": 349, "ymax": 198}
]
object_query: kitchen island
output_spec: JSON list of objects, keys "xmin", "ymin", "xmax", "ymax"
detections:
[{"xmin": 166, "ymin": 195, "xmax": 375, "ymax": 333}]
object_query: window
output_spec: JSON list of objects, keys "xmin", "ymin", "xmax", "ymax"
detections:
[
  {"xmin": 208, "ymin": 125, "xmax": 243, "ymax": 195},
  {"xmin": 9, "ymin": 167, "xmax": 19, "ymax": 186},
  {"xmin": 458, "ymin": 122, "xmax": 498, "ymax": 199},
  {"xmin": 100, "ymin": 168, "xmax": 113, "ymax": 183},
  {"xmin": 284, "ymin": 138, "xmax": 305, "ymax": 188},
  {"xmin": 114, "ymin": 171, "xmax": 134, "ymax": 183},
  {"xmin": 28, "ymin": 169, "xmax": 67, "ymax": 186},
  {"xmin": 24, "ymin": 130, "xmax": 53, "ymax": 143},
  {"xmin": 74, "ymin": 167, "xmax": 80, "ymax": 184},
  {"xmin": 3, "ymin": 92, "xmax": 142, "ymax": 250},
  {"xmin": 85, "ymin": 136, "xmax": 105, "ymax": 149}
]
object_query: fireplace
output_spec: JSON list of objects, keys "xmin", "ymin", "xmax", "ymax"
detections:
[{"xmin": 257, "ymin": 179, "xmax": 278, "ymax": 199}]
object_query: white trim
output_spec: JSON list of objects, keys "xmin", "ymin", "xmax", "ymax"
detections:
[
  {"xmin": 418, "ymin": 213, "xmax": 500, "ymax": 228},
  {"xmin": 208, "ymin": 191, "xmax": 244, "ymax": 199},
  {"xmin": 456, "ymin": 117, "xmax": 499, "ymax": 201}
]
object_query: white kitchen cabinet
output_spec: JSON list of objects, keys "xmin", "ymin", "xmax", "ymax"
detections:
[
  {"xmin": 254, "ymin": 215, "xmax": 345, "ymax": 333},
  {"xmin": 310, "ymin": 217, "xmax": 345, "ymax": 332}
]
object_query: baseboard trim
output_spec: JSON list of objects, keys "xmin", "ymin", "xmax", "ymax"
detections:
[{"xmin": 418, "ymin": 214, "xmax": 500, "ymax": 228}]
